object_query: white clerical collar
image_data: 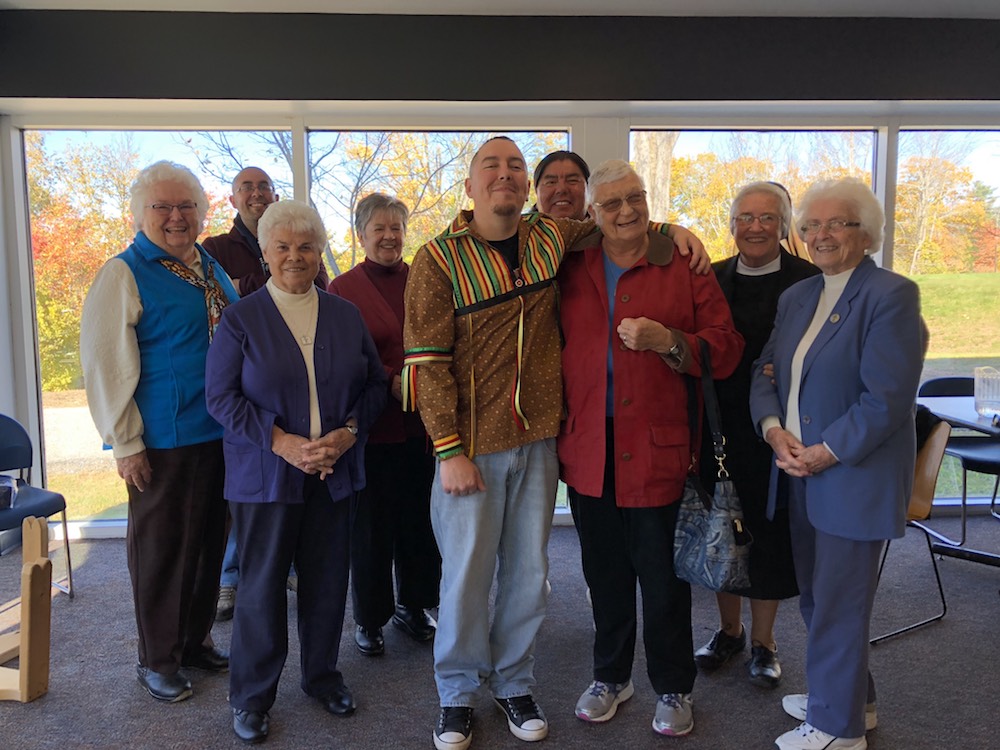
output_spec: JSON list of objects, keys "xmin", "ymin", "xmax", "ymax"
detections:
[{"xmin": 736, "ymin": 253, "xmax": 782, "ymax": 276}]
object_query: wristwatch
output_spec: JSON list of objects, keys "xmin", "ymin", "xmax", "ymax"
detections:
[
  {"xmin": 664, "ymin": 342, "xmax": 683, "ymax": 367},
  {"xmin": 343, "ymin": 424, "xmax": 359, "ymax": 436}
]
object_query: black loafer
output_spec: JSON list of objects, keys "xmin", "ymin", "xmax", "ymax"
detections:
[
  {"xmin": 136, "ymin": 664, "xmax": 192, "ymax": 702},
  {"xmin": 182, "ymin": 645, "xmax": 230, "ymax": 672},
  {"xmin": 391, "ymin": 604, "xmax": 437, "ymax": 642},
  {"xmin": 748, "ymin": 644, "xmax": 782, "ymax": 688},
  {"xmin": 355, "ymin": 625, "xmax": 385, "ymax": 656},
  {"xmin": 318, "ymin": 684, "xmax": 356, "ymax": 717},
  {"xmin": 233, "ymin": 708, "xmax": 270, "ymax": 744},
  {"xmin": 694, "ymin": 626, "xmax": 746, "ymax": 671}
]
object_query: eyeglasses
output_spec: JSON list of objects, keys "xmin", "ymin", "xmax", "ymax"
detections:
[
  {"xmin": 147, "ymin": 202, "xmax": 198, "ymax": 216},
  {"xmin": 800, "ymin": 219, "xmax": 861, "ymax": 235},
  {"xmin": 235, "ymin": 182, "xmax": 274, "ymax": 194},
  {"xmin": 733, "ymin": 213, "xmax": 780, "ymax": 227},
  {"xmin": 593, "ymin": 190, "xmax": 647, "ymax": 213}
]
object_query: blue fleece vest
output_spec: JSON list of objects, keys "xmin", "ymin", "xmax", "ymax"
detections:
[{"xmin": 118, "ymin": 232, "xmax": 239, "ymax": 449}]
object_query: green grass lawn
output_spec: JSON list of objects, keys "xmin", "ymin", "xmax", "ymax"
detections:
[
  {"xmin": 913, "ymin": 273, "xmax": 1000, "ymax": 359},
  {"xmin": 47, "ymin": 469, "xmax": 128, "ymax": 520}
]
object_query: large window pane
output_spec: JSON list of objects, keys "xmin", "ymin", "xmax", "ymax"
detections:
[
  {"xmin": 306, "ymin": 130, "xmax": 569, "ymax": 274},
  {"xmin": 630, "ymin": 129, "xmax": 876, "ymax": 260},
  {"xmin": 896, "ymin": 131, "xmax": 1000, "ymax": 501},
  {"xmin": 26, "ymin": 129, "xmax": 289, "ymax": 520}
]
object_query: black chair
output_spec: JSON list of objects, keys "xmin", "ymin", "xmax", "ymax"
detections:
[
  {"xmin": 918, "ymin": 377, "xmax": 1000, "ymax": 546},
  {"xmin": 0, "ymin": 413, "xmax": 74, "ymax": 597}
]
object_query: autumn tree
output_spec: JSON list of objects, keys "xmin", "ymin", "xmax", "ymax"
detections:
[
  {"xmin": 632, "ymin": 130, "xmax": 679, "ymax": 221},
  {"xmin": 182, "ymin": 129, "xmax": 566, "ymax": 273},
  {"xmin": 27, "ymin": 132, "xmax": 144, "ymax": 389}
]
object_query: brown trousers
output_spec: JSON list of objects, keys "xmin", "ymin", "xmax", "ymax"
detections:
[{"xmin": 126, "ymin": 440, "xmax": 227, "ymax": 674}]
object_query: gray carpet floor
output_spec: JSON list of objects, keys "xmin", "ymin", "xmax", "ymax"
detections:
[{"xmin": 1, "ymin": 516, "xmax": 999, "ymax": 749}]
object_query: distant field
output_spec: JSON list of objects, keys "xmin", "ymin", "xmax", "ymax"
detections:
[{"xmin": 913, "ymin": 273, "xmax": 1000, "ymax": 358}]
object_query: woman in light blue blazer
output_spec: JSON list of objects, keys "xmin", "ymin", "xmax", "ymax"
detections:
[{"xmin": 750, "ymin": 178, "xmax": 923, "ymax": 750}]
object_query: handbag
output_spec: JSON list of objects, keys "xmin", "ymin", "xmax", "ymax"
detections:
[{"xmin": 673, "ymin": 339, "xmax": 753, "ymax": 592}]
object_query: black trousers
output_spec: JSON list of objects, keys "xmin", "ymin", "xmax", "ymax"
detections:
[
  {"xmin": 126, "ymin": 440, "xmax": 227, "ymax": 675},
  {"xmin": 350, "ymin": 438, "xmax": 440, "ymax": 627},
  {"xmin": 568, "ymin": 421, "xmax": 696, "ymax": 695},
  {"xmin": 229, "ymin": 475, "xmax": 351, "ymax": 712}
]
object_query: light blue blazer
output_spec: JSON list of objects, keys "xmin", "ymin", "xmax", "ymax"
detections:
[{"xmin": 749, "ymin": 257, "xmax": 923, "ymax": 541}]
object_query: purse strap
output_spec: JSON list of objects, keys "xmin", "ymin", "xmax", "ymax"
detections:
[{"xmin": 686, "ymin": 338, "xmax": 730, "ymax": 480}]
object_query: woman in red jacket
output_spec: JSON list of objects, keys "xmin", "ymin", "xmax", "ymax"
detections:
[{"xmin": 557, "ymin": 160, "xmax": 743, "ymax": 737}]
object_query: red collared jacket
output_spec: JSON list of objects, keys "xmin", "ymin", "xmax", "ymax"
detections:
[{"xmin": 557, "ymin": 228, "xmax": 744, "ymax": 507}]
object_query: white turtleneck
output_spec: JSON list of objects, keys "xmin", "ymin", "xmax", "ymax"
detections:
[
  {"xmin": 266, "ymin": 278, "xmax": 321, "ymax": 439},
  {"xmin": 762, "ymin": 266, "xmax": 856, "ymax": 454}
]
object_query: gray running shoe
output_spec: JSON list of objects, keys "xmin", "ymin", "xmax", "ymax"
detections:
[
  {"xmin": 652, "ymin": 692, "xmax": 694, "ymax": 736},
  {"xmin": 574, "ymin": 679, "xmax": 634, "ymax": 722}
]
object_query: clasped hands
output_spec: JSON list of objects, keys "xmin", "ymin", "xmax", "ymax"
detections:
[
  {"xmin": 764, "ymin": 426, "xmax": 837, "ymax": 478},
  {"xmin": 272, "ymin": 425, "xmax": 357, "ymax": 480}
]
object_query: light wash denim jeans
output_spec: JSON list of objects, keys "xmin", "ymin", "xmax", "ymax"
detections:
[
  {"xmin": 220, "ymin": 529, "xmax": 240, "ymax": 588},
  {"xmin": 431, "ymin": 438, "xmax": 558, "ymax": 706}
]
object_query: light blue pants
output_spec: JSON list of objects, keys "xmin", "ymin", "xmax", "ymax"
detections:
[
  {"xmin": 431, "ymin": 438, "xmax": 558, "ymax": 706},
  {"xmin": 789, "ymin": 476, "xmax": 883, "ymax": 739}
]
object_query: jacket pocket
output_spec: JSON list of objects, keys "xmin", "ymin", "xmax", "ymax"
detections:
[
  {"xmin": 223, "ymin": 442, "xmax": 264, "ymax": 498},
  {"xmin": 649, "ymin": 422, "xmax": 690, "ymax": 479}
]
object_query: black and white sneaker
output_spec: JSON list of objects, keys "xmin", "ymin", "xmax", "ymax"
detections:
[
  {"xmin": 434, "ymin": 706, "xmax": 473, "ymax": 750},
  {"xmin": 494, "ymin": 694, "xmax": 548, "ymax": 742}
]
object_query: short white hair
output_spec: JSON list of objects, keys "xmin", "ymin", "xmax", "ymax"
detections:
[
  {"xmin": 729, "ymin": 181, "xmax": 793, "ymax": 238},
  {"xmin": 129, "ymin": 161, "xmax": 209, "ymax": 231},
  {"xmin": 585, "ymin": 159, "xmax": 644, "ymax": 206},
  {"xmin": 258, "ymin": 200, "xmax": 328, "ymax": 251},
  {"xmin": 797, "ymin": 177, "xmax": 884, "ymax": 253}
]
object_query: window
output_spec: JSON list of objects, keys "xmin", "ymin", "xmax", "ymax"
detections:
[
  {"xmin": 306, "ymin": 130, "xmax": 569, "ymax": 273},
  {"xmin": 25, "ymin": 129, "xmax": 289, "ymax": 520},
  {"xmin": 629, "ymin": 129, "xmax": 876, "ymax": 260},
  {"xmin": 895, "ymin": 130, "xmax": 1000, "ymax": 501}
]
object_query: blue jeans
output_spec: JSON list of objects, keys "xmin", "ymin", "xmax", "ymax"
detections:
[
  {"xmin": 431, "ymin": 438, "xmax": 558, "ymax": 706},
  {"xmin": 220, "ymin": 529, "xmax": 240, "ymax": 588}
]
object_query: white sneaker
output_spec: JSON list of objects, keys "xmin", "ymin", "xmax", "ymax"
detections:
[
  {"xmin": 782, "ymin": 693, "xmax": 878, "ymax": 731},
  {"xmin": 775, "ymin": 722, "xmax": 866, "ymax": 750}
]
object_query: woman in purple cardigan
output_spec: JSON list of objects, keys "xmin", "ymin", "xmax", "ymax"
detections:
[{"xmin": 206, "ymin": 200, "xmax": 386, "ymax": 744}]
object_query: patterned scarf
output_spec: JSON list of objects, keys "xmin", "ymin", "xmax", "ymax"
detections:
[{"xmin": 158, "ymin": 254, "xmax": 230, "ymax": 341}]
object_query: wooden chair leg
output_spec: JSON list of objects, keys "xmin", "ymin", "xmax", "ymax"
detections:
[{"xmin": 0, "ymin": 517, "xmax": 53, "ymax": 702}]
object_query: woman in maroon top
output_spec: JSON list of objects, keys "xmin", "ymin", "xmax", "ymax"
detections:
[{"xmin": 328, "ymin": 193, "xmax": 440, "ymax": 657}]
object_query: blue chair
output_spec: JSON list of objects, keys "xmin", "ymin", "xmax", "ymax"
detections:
[
  {"xmin": 918, "ymin": 377, "xmax": 1000, "ymax": 546},
  {"xmin": 0, "ymin": 413, "xmax": 74, "ymax": 597}
]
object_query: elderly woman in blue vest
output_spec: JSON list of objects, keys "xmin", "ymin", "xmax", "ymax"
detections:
[
  {"xmin": 206, "ymin": 200, "xmax": 386, "ymax": 744},
  {"xmin": 750, "ymin": 178, "xmax": 923, "ymax": 750},
  {"xmin": 81, "ymin": 161, "xmax": 239, "ymax": 703}
]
